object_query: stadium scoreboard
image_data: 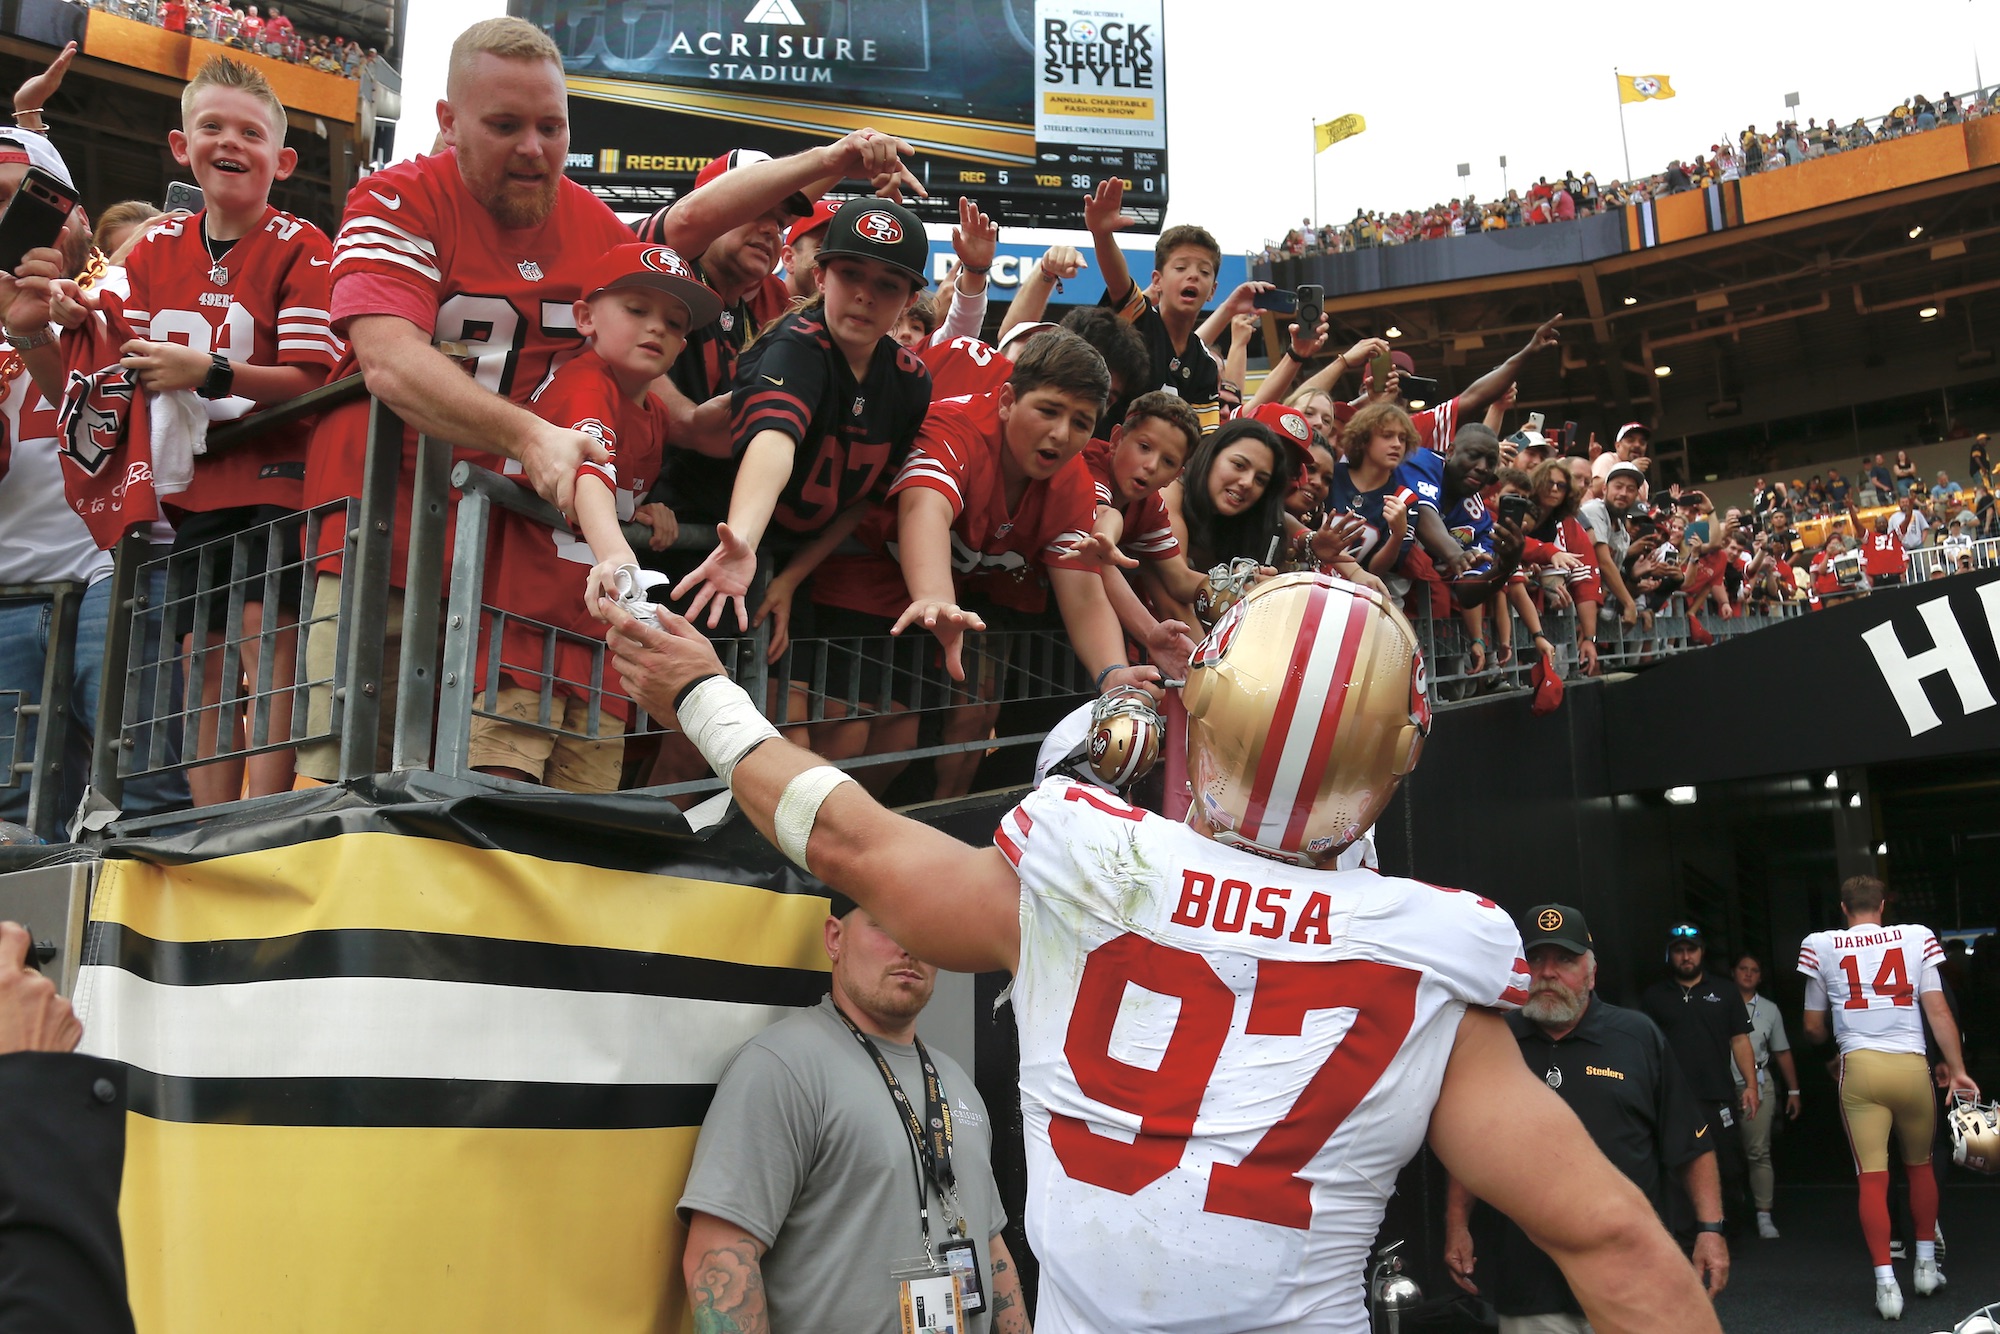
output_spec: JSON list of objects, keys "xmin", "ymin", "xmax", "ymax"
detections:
[{"xmin": 512, "ymin": 0, "xmax": 1169, "ymax": 231}]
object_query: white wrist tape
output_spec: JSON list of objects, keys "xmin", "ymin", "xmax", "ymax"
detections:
[
  {"xmin": 676, "ymin": 675, "xmax": 779, "ymax": 784},
  {"xmin": 774, "ymin": 765, "xmax": 857, "ymax": 873}
]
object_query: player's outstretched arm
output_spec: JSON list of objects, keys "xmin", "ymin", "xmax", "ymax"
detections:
[
  {"xmin": 1429, "ymin": 1009, "xmax": 1720, "ymax": 1334},
  {"xmin": 604, "ymin": 603, "xmax": 1021, "ymax": 976}
]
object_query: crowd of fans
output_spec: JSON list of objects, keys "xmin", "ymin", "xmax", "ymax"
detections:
[
  {"xmin": 79, "ymin": 0, "xmax": 377, "ymax": 77},
  {"xmin": 4, "ymin": 20, "xmax": 1989, "ymax": 835},
  {"xmin": 1263, "ymin": 85, "xmax": 1998, "ymax": 263}
]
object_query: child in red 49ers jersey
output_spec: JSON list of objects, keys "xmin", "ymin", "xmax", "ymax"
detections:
[
  {"xmin": 96, "ymin": 58, "xmax": 337, "ymax": 804},
  {"xmin": 469, "ymin": 245, "xmax": 720, "ymax": 793},
  {"xmin": 672, "ymin": 198, "xmax": 933, "ymax": 631}
]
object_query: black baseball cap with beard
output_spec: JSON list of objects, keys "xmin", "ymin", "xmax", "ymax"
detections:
[{"xmin": 1521, "ymin": 903, "xmax": 1592, "ymax": 955}]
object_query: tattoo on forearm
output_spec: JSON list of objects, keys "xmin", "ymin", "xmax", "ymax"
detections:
[{"xmin": 690, "ymin": 1240, "xmax": 770, "ymax": 1334}]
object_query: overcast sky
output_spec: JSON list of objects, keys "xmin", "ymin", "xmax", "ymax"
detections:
[{"xmin": 396, "ymin": 0, "xmax": 2000, "ymax": 256}]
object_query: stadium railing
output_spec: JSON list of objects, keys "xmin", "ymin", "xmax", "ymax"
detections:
[
  {"xmin": 0, "ymin": 579, "xmax": 87, "ymax": 839},
  {"xmin": 0, "ymin": 380, "xmax": 1862, "ymax": 839}
]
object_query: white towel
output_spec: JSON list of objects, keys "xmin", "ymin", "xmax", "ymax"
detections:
[{"xmin": 148, "ymin": 388, "xmax": 207, "ymax": 496}]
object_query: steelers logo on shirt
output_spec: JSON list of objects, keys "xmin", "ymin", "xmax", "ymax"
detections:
[{"xmin": 855, "ymin": 211, "xmax": 904, "ymax": 245}]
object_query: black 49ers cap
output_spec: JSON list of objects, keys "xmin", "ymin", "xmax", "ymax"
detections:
[{"xmin": 815, "ymin": 198, "xmax": 929, "ymax": 288}]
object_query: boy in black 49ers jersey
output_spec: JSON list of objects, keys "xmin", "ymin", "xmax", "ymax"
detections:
[
  {"xmin": 673, "ymin": 198, "xmax": 933, "ymax": 631},
  {"xmin": 470, "ymin": 245, "xmax": 720, "ymax": 792},
  {"xmin": 1084, "ymin": 176, "xmax": 1223, "ymax": 423},
  {"xmin": 109, "ymin": 57, "xmax": 338, "ymax": 804}
]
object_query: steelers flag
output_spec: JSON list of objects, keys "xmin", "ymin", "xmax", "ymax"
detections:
[
  {"xmin": 70, "ymin": 787, "xmax": 835, "ymax": 1333},
  {"xmin": 1618, "ymin": 74, "xmax": 1676, "ymax": 104},
  {"xmin": 1315, "ymin": 113, "xmax": 1367, "ymax": 152}
]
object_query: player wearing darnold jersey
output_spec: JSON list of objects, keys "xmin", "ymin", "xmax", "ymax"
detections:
[
  {"xmin": 608, "ymin": 570, "xmax": 1720, "ymax": 1334},
  {"xmin": 1799, "ymin": 874, "xmax": 1979, "ymax": 1319},
  {"xmin": 89, "ymin": 57, "xmax": 338, "ymax": 804}
]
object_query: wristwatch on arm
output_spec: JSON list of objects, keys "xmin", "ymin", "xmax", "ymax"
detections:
[{"xmin": 196, "ymin": 352, "xmax": 235, "ymax": 400}]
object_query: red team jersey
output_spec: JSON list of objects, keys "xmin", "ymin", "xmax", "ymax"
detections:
[
  {"xmin": 918, "ymin": 334, "xmax": 1012, "ymax": 401},
  {"xmin": 1862, "ymin": 529, "xmax": 1906, "ymax": 578},
  {"xmin": 119, "ymin": 206, "xmax": 338, "ymax": 512},
  {"xmin": 1081, "ymin": 438, "xmax": 1180, "ymax": 562},
  {"xmin": 997, "ymin": 779, "xmax": 1527, "ymax": 1332},
  {"xmin": 304, "ymin": 150, "xmax": 635, "ymax": 582},
  {"xmin": 812, "ymin": 393, "xmax": 1096, "ymax": 618},
  {"xmin": 479, "ymin": 352, "xmax": 666, "ymax": 720}
]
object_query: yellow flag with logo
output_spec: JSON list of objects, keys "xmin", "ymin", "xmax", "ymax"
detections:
[
  {"xmin": 1618, "ymin": 74, "xmax": 1676, "ymax": 104},
  {"xmin": 1315, "ymin": 114, "xmax": 1366, "ymax": 152}
]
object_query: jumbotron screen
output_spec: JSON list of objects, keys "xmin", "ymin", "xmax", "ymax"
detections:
[{"xmin": 510, "ymin": 0, "xmax": 1169, "ymax": 231}]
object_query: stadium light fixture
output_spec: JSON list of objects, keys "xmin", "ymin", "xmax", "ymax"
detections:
[
  {"xmin": 1384, "ymin": 326, "xmax": 1403, "ymax": 338},
  {"xmin": 1622, "ymin": 296, "xmax": 1638, "ymax": 306},
  {"xmin": 1848, "ymin": 793, "xmax": 1862, "ymax": 808},
  {"xmin": 1824, "ymin": 772, "xmax": 1839, "ymax": 790},
  {"xmin": 1908, "ymin": 224, "xmax": 1924, "ymax": 239},
  {"xmin": 1665, "ymin": 786, "xmax": 1697, "ymax": 805},
  {"xmin": 1654, "ymin": 365, "xmax": 1673, "ymax": 377},
  {"xmin": 1920, "ymin": 305, "xmax": 1941, "ymax": 320},
  {"xmin": 1876, "ymin": 842, "xmax": 1888, "ymax": 855}
]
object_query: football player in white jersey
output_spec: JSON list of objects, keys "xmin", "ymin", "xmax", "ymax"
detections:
[
  {"xmin": 607, "ymin": 573, "xmax": 1718, "ymax": 1334},
  {"xmin": 1798, "ymin": 874, "xmax": 1979, "ymax": 1320}
]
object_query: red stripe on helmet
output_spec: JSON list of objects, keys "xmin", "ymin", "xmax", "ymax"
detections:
[
  {"xmin": 1280, "ymin": 592, "xmax": 1370, "ymax": 850},
  {"xmin": 1240, "ymin": 580, "xmax": 1330, "ymax": 839}
]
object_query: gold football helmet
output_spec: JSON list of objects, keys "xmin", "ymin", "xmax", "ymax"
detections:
[
  {"xmin": 1193, "ymin": 557, "xmax": 1264, "ymax": 631},
  {"xmin": 1086, "ymin": 686, "xmax": 1164, "ymax": 789},
  {"xmin": 1949, "ymin": 1090, "xmax": 2000, "ymax": 1174},
  {"xmin": 1182, "ymin": 571, "xmax": 1431, "ymax": 865}
]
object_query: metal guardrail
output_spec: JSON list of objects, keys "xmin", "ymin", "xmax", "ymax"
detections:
[
  {"xmin": 1909, "ymin": 537, "xmax": 2000, "ymax": 581},
  {"xmin": 0, "ymin": 580, "xmax": 87, "ymax": 839},
  {"xmin": 11, "ymin": 377, "xmax": 1919, "ymax": 838}
]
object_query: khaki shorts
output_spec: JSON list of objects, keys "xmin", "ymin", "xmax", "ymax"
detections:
[
  {"xmin": 1839, "ymin": 1048, "xmax": 1935, "ymax": 1174},
  {"xmin": 466, "ymin": 686, "xmax": 624, "ymax": 794},
  {"xmin": 296, "ymin": 571, "xmax": 404, "ymax": 781}
]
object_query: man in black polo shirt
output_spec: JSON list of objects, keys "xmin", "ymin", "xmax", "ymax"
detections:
[
  {"xmin": 1444, "ymin": 905, "xmax": 1728, "ymax": 1332},
  {"xmin": 1640, "ymin": 923, "xmax": 1759, "ymax": 1236}
]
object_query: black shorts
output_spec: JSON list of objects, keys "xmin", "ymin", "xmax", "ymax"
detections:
[{"xmin": 165, "ymin": 505, "xmax": 306, "ymax": 638}]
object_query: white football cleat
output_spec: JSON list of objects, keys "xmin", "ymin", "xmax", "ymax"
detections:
[
  {"xmin": 1875, "ymin": 1275, "xmax": 1904, "ymax": 1320},
  {"xmin": 1912, "ymin": 1256, "xmax": 1944, "ymax": 1296}
]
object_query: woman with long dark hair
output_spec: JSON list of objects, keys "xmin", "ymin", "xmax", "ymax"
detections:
[{"xmin": 1162, "ymin": 418, "xmax": 1295, "ymax": 572}]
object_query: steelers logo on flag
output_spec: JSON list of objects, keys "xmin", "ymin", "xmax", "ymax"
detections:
[
  {"xmin": 856, "ymin": 211, "xmax": 904, "ymax": 245},
  {"xmin": 1631, "ymin": 76, "xmax": 1662, "ymax": 97}
]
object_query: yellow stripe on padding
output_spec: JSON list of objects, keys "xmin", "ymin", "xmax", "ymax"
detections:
[
  {"xmin": 122, "ymin": 1114, "xmax": 699, "ymax": 1334},
  {"xmin": 90, "ymin": 833, "xmax": 830, "ymax": 973}
]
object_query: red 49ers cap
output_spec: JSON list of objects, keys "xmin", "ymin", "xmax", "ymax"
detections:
[
  {"xmin": 583, "ymin": 243, "xmax": 724, "ymax": 328},
  {"xmin": 693, "ymin": 148, "xmax": 811, "ymax": 221},
  {"xmin": 815, "ymin": 198, "xmax": 929, "ymax": 287},
  {"xmin": 786, "ymin": 198, "xmax": 839, "ymax": 248},
  {"xmin": 1245, "ymin": 401, "xmax": 1315, "ymax": 448}
]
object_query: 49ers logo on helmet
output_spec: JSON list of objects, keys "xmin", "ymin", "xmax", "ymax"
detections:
[
  {"xmin": 640, "ymin": 246, "xmax": 692, "ymax": 278},
  {"xmin": 1277, "ymin": 410, "xmax": 1310, "ymax": 442},
  {"xmin": 1410, "ymin": 645, "xmax": 1433, "ymax": 731},
  {"xmin": 1190, "ymin": 598, "xmax": 1248, "ymax": 670},
  {"xmin": 855, "ymin": 210, "xmax": 904, "ymax": 244}
]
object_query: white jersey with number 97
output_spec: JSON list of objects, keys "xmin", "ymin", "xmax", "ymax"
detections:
[{"xmin": 996, "ymin": 778, "xmax": 1528, "ymax": 1334}]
